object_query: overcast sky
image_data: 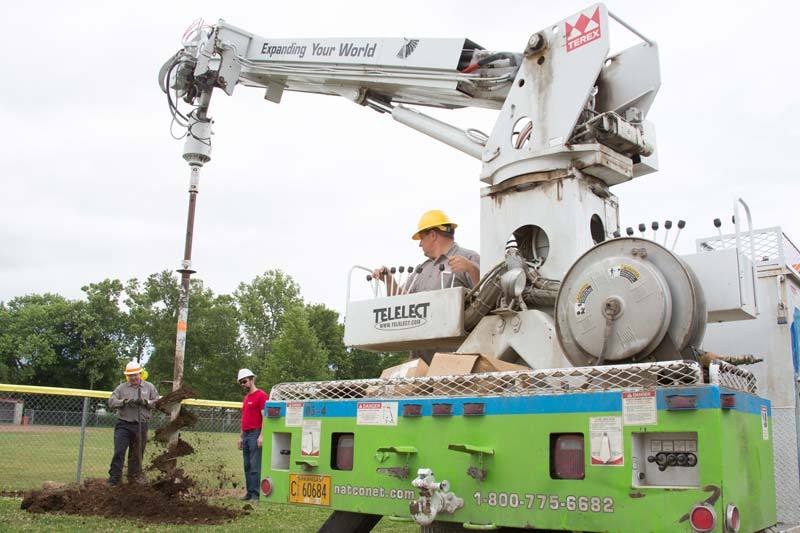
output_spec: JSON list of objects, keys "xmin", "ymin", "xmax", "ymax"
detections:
[{"xmin": 2, "ymin": 1, "xmax": 798, "ymax": 315}]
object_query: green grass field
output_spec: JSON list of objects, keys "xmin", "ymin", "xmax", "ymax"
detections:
[
  {"xmin": 0, "ymin": 426, "xmax": 417, "ymax": 531},
  {"xmin": 0, "ymin": 497, "xmax": 417, "ymax": 532},
  {"xmin": 0, "ymin": 426, "xmax": 241, "ymax": 491}
]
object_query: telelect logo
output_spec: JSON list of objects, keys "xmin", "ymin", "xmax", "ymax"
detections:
[
  {"xmin": 373, "ymin": 302, "xmax": 430, "ymax": 331},
  {"xmin": 565, "ymin": 7, "xmax": 602, "ymax": 52}
]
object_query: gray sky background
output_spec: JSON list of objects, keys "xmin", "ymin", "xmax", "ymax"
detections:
[{"xmin": 1, "ymin": 1, "xmax": 798, "ymax": 315}]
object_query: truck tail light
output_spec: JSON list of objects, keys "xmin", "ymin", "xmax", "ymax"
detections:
[
  {"xmin": 689, "ymin": 504, "xmax": 716, "ymax": 532},
  {"xmin": 550, "ymin": 434, "xmax": 585, "ymax": 480},
  {"xmin": 332, "ymin": 433, "xmax": 354, "ymax": 471},
  {"xmin": 725, "ymin": 504, "xmax": 740, "ymax": 532},
  {"xmin": 261, "ymin": 477, "xmax": 273, "ymax": 497}
]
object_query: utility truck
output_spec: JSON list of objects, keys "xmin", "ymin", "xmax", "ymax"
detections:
[{"xmin": 160, "ymin": 5, "xmax": 800, "ymax": 531}]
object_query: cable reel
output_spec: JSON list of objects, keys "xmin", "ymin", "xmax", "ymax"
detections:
[{"xmin": 555, "ymin": 238, "xmax": 706, "ymax": 366}]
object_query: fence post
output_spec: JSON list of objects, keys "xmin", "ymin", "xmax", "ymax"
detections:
[{"xmin": 76, "ymin": 397, "xmax": 89, "ymax": 483}]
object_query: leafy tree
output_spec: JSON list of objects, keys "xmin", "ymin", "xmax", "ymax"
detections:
[
  {"xmin": 0, "ymin": 293, "xmax": 75, "ymax": 386},
  {"xmin": 0, "ymin": 283, "xmax": 128, "ymax": 390},
  {"xmin": 124, "ymin": 271, "xmax": 246, "ymax": 400},
  {"xmin": 305, "ymin": 303, "xmax": 405, "ymax": 380},
  {"xmin": 73, "ymin": 279, "xmax": 128, "ymax": 388},
  {"xmin": 235, "ymin": 270, "xmax": 301, "ymax": 362},
  {"xmin": 262, "ymin": 305, "xmax": 329, "ymax": 390}
]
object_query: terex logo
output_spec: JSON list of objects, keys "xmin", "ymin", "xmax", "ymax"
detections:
[
  {"xmin": 373, "ymin": 302, "xmax": 430, "ymax": 331},
  {"xmin": 565, "ymin": 7, "xmax": 602, "ymax": 52}
]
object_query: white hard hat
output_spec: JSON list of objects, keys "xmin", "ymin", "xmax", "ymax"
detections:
[
  {"xmin": 124, "ymin": 361, "xmax": 143, "ymax": 375},
  {"xmin": 237, "ymin": 368, "xmax": 255, "ymax": 382}
]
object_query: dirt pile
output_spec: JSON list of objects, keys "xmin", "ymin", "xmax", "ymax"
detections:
[
  {"xmin": 20, "ymin": 386, "xmax": 243, "ymax": 525},
  {"xmin": 21, "ymin": 478, "xmax": 239, "ymax": 524}
]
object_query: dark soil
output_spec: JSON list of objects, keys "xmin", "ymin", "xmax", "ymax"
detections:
[
  {"xmin": 154, "ymin": 387, "xmax": 198, "ymax": 414},
  {"xmin": 21, "ymin": 386, "xmax": 242, "ymax": 525},
  {"xmin": 20, "ymin": 478, "xmax": 239, "ymax": 524},
  {"xmin": 154, "ymin": 406, "xmax": 197, "ymax": 443}
]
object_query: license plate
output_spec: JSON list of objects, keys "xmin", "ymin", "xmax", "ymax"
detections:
[{"xmin": 288, "ymin": 474, "xmax": 331, "ymax": 506}]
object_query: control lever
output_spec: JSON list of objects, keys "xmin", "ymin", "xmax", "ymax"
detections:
[
  {"xmin": 405, "ymin": 266, "xmax": 423, "ymax": 294},
  {"xmin": 389, "ymin": 266, "xmax": 397, "ymax": 294},
  {"xmin": 663, "ymin": 220, "xmax": 672, "ymax": 247},
  {"xmin": 670, "ymin": 220, "xmax": 686, "ymax": 251},
  {"xmin": 366, "ymin": 274, "xmax": 378, "ymax": 298}
]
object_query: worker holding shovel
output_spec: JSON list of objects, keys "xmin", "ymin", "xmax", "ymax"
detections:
[{"xmin": 107, "ymin": 361, "xmax": 160, "ymax": 486}]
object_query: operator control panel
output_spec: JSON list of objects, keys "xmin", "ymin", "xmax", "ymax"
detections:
[{"xmin": 631, "ymin": 432, "xmax": 699, "ymax": 488}]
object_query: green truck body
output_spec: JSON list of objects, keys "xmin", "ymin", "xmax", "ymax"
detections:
[{"xmin": 259, "ymin": 381, "xmax": 775, "ymax": 532}]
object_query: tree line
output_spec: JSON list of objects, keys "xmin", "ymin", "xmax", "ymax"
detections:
[{"xmin": 0, "ymin": 270, "xmax": 405, "ymax": 400}]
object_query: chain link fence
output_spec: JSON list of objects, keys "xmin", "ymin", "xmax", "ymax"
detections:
[{"xmin": 0, "ymin": 384, "xmax": 244, "ymax": 493}]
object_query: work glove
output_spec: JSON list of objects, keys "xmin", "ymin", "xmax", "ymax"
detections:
[
  {"xmin": 122, "ymin": 399, "xmax": 134, "ymax": 407},
  {"xmin": 133, "ymin": 398, "xmax": 149, "ymax": 407}
]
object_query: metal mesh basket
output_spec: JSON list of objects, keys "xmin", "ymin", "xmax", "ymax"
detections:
[
  {"xmin": 708, "ymin": 360, "xmax": 758, "ymax": 394},
  {"xmin": 270, "ymin": 361, "xmax": 705, "ymax": 401}
]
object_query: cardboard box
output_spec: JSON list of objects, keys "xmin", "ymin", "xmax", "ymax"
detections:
[
  {"xmin": 426, "ymin": 353, "xmax": 528, "ymax": 377},
  {"xmin": 427, "ymin": 353, "xmax": 529, "ymax": 397},
  {"xmin": 380, "ymin": 358, "xmax": 430, "ymax": 379},
  {"xmin": 368, "ymin": 359, "xmax": 432, "ymax": 398}
]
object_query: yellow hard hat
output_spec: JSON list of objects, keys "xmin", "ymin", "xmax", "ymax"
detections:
[{"xmin": 412, "ymin": 210, "xmax": 457, "ymax": 240}]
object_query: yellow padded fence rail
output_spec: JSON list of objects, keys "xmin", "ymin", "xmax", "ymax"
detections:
[{"xmin": 0, "ymin": 383, "xmax": 241, "ymax": 409}]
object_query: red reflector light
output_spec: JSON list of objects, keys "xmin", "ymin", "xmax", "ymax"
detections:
[
  {"xmin": 726, "ymin": 504, "xmax": 740, "ymax": 532},
  {"xmin": 666, "ymin": 394, "xmax": 697, "ymax": 410},
  {"xmin": 550, "ymin": 434, "xmax": 585, "ymax": 480},
  {"xmin": 721, "ymin": 394, "xmax": 736, "ymax": 409},
  {"xmin": 266, "ymin": 407, "xmax": 282, "ymax": 418},
  {"xmin": 402, "ymin": 404, "xmax": 422, "ymax": 417},
  {"xmin": 689, "ymin": 504, "xmax": 716, "ymax": 532},
  {"xmin": 432, "ymin": 403, "xmax": 453, "ymax": 416},
  {"xmin": 463, "ymin": 403, "xmax": 485, "ymax": 416},
  {"xmin": 261, "ymin": 477, "xmax": 273, "ymax": 497}
]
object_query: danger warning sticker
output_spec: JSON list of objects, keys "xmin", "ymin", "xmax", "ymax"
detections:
[
  {"xmin": 565, "ymin": 7, "xmax": 602, "ymax": 53},
  {"xmin": 356, "ymin": 402, "xmax": 398, "ymax": 426},
  {"xmin": 622, "ymin": 390, "xmax": 657, "ymax": 426},
  {"xmin": 285, "ymin": 402, "xmax": 304, "ymax": 427}
]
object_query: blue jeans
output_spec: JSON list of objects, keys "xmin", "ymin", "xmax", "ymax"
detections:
[{"xmin": 242, "ymin": 430, "xmax": 262, "ymax": 499}]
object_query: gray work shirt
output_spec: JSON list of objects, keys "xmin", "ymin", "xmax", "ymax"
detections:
[
  {"xmin": 108, "ymin": 381, "xmax": 160, "ymax": 423},
  {"xmin": 405, "ymin": 243, "xmax": 480, "ymax": 293}
]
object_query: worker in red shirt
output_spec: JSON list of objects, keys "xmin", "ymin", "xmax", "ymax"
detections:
[{"xmin": 237, "ymin": 368, "xmax": 269, "ymax": 502}]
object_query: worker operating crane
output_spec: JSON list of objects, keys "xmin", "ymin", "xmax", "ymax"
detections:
[{"xmin": 158, "ymin": 5, "xmax": 798, "ymax": 532}]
